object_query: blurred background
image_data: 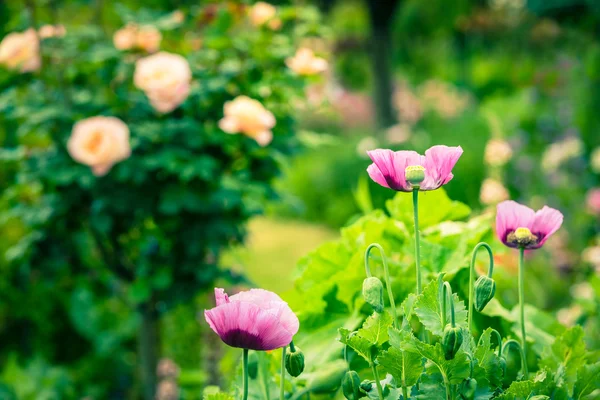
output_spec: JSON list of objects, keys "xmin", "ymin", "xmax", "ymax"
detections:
[{"xmin": 1, "ymin": 0, "xmax": 599, "ymax": 399}]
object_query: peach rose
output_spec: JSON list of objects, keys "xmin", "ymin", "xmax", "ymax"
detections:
[
  {"xmin": 286, "ymin": 48, "xmax": 328, "ymax": 76},
  {"xmin": 67, "ymin": 116, "xmax": 131, "ymax": 176},
  {"xmin": 0, "ymin": 29, "xmax": 40, "ymax": 72},
  {"xmin": 134, "ymin": 52, "xmax": 192, "ymax": 113},
  {"xmin": 249, "ymin": 2, "xmax": 277, "ymax": 27},
  {"xmin": 113, "ymin": 24, "xmax": 138, "ymax": 50},
  {"xmin": 136, "ymin": 25, "xmax": 162, "ymax": 53},
  {"xmin": 219, "ymin": 96, "xmax": 276, "ymax": 146},
  {"xmin": 39, "ymin": 24, "xmax": 66, "ymax": 39}
]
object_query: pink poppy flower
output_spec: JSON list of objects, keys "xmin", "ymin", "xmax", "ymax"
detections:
[
  {"xmin": 204, "ymin": 288, "xmax": 299, "ymax": 351},
  {"xmin": 366, "ymin": 145, "xmax": 463, "ymax": 191},
  {"xmin": 496, "ymin": 200, "xmax": 563, "ymax": 249}
]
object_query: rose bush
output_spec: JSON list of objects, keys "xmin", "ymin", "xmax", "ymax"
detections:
[{"xmin": 0, "ymin": 1, "xmax": 326, "ymax": 398}]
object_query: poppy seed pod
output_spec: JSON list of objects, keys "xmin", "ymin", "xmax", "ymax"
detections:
[
  {"xmin": 362, "ymin": 277, "xmax": 384, "ymax": 313},
  {"xmin": 442, "ymin": 324, "xmax": 463, "ymax": 360},
  {"xmin": 360, "ymin": 380, "xmax": 373, "ymax": 394},
  {"xmin": 459, "ymin": 378, "xmax": 477, "ymax": 400},
  {"xmin": 342, "ymin": 370, "xmax": 363, "ymax": 400},
  {"xmin": 474, "ymin": 275, "xmax": 496, "ymax": 312},
  {"xmin": 285, "ymin": 346, "xmax": 305, "ymax": 377}
]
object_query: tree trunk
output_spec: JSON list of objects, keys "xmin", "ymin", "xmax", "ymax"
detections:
[
  {"xmin": 365, "ymin": 0, "xmax": 400, "ymax": 131},
  {"xmin": 138, "ymin": 298, "xmax": 159, "ymax": 400}
]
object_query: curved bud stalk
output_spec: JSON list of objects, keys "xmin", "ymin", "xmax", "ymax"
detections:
[
  {"xmin": 502, "ymin": 339, "xmax": 528, "ymax": 378},
  {"xmin": 364, "ymin": 243, "xmax": 399, "ymax": 327},
  {"xmin": 468, "ymin": 242, "xmax": 495, "ymax": 333}
]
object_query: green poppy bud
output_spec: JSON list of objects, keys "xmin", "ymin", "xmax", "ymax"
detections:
[
  {"xmin": 474, "ymin": 275, "xmax": 496, "ymax": 312},
  {"xmin": 499, "ymin": 356, "xmax": 507, "ymax": 378},
  {"xmin": 459, "ymin": 378, "xmax": 477, "ymax": 400},
  {"xmin": 362, "ymin": 277, "xmax": 384, "ymax": 313},
  {"xmin": 342, "ymin": 370, "xmax": 364, "ymax": 400},
  {"xmin": 359, "ymin": 380, "xmax": 373, "ymax": 394},
  {"xmin": 442, "ymin": 324, "xmax": 463, "ymax": 360},
  {"xmin": 285, "ymin": 346, "xmax": 305, "ymax": 377},
  {"xmin": 308, "ymin": 360, "xmax": 347, "ymax": 394},
  {"xmin": 247, "ymin": 351, "xmax": 258, "ymax": 380},
  {"xmin": 405, "ymin": 165, "xmax": 425, "ymax": 186}
]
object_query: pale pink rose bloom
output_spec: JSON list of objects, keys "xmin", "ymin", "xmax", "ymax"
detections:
[
  {"xmin": 286, "ymin": 48, "xmax": 328, "ymax": 76},
  {"xmin": 136, "ymin": 26, "xmax": 162, "ymax": 53},
  {"xmin": 219, "ymin": 96, "xmax": 276, "ymax": 146},
  {"xmin": 67, "ymin": 116, "xmax": 131, "ymax": 176},
  {"xmin": 480, "ymin": 178, "xmax": 509, "ymax": 205},
  {"xmin": 367, "ymin": 145, "xmax": 463, "ymax": 192},
  {"xmin": 204, "ymin": 288, "xmax": 299, "ymax": 351},
  {"xmin": 496, "ymin": 200, "xmax": 563, "ymax": 250},
  {"xmin": 134, "ymin": 52, "xmax": 192, "ymax": 113},
  {"xmin": 113, "ymin": 24, "xmax": 138, "ymax": 50},
  {"xmin": 249, "ymin": 2, "xmax": 277, "ymax": 27},
  {"xmin": 586, "ymin": 188, "xmax": 600, "ymax": 215},
  {"xmin": 0, "ymin": 29, "xmax": 41, "ymax": 72}
]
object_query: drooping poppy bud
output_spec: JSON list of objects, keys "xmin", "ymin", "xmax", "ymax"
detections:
[
  {"xmin": 442, "ymin": 324, "xmax": 463, "ymax": 360},
  {"xmin": 285, "ymin": 346, "xmax": 305, "ymax": 377},
  {"xmin": 474, "ymin": 275, "xmax": 496, "ymax": 312},
  {"xmin": 308, "ymin": 360, "xmax": 347, "ymax": 394},
  {"xmin": 459, "ymin": 378, "xmax": 477, "ymax": 400},
  {"xmin": 342, "ymin": 370, "xmax": 363, "ymax": 400},
  {"xmin": 362, "ymin": 277, "xmax": 384, "ymax": 313},
  {"xmin": 247, "ymin": 351, "xmax": 258, "ymax": 379}
]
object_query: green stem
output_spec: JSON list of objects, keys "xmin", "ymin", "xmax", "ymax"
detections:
[
  {"xmin": 280, "ymin": 346, "xmax": 286, "ymax": 400},
  {"xmin": 502, "ymin": 339, "xmax": 528, "ymax": 377},
  {"xmin": 468, "ymin": 242, "xmax": 494, "ymax": 334},
  {"xmin": 365, "ymin": 243, "xmax": 399, "ymax": 329},
  {"xmin": 443, "ymin": 374, "xmax": 451, "ymax": 400},
  {"xmin": 442, "ymin": 281, "xmax": 456, "ymax": 327},
  {"xmin": 243, "ymin": 349, "xmax": 249, "ymax": 400},
  {"xmin": 518, "ymin": 247, "xmax": 527, "ymax": 376},
  {"xmin": 477, "ymin": 328, "xmax": 503, "ymax": 356},
  {"xmin": 412, "ymin": 189, "xmax": 422, "ymax": 295},
  {"xmin": 371, "ymin": 362, "xmax": 385, "ymax": 400}
]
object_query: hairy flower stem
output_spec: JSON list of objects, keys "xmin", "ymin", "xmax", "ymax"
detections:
[
  {"xmin": 371, "ymin": 362, "xmax": 385, "ymax": 399},
  {"xmin": 412, "ymin": 189, "xmax": 422, "ymax": 295},
  {"xmin": 243, "ymin": 349, "xmax": 249, "ymax": 400},
  {"xmin": 365, "ymin": 243, "xmax": 399, "ymax": 328},
  {"xmin": 518, "ymin": 247, "xmax": 527, "ymax": 377},
  {"xmin": 442, "ymin": 282, "xmax": 456, "ymax": 327},
  {"xmin": 468, "ymin": 242, "xmax": 494, "ymax": 333},
  {"xmin": 280, "ymin": 346, "xmax": 286, "ymax": 400}
]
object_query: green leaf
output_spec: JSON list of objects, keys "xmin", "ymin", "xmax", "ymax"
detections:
[
  {"xmin": 573, "ymin": 362, "xmax": 600, "ymax": 399},
  {"xmin": 539, "ymin": 326, "xmax": 587, "ymax": 393},
  {"xmin": 474, "ymin": 328, "xmax": 504, "ymax": 389},
  {"xmin": 416, "ymin": 372, "xmax": 448, "ymax": 400},
  {"xmin": 386, "ymin": 188, "xmax": 471, "ymax": 229},
  {"xmin": 339, "ymin": 312, "xmax": 393, "ymax": 362},
  {"xmin": 414, "ymin": 274, "xmax": 468, "ymax": 337},
  {"xmin": 377, "ymin": 346, "xmax": 422, "ymax": 387},
  {"xmin": 390, "ymin": 328, "xmax": 470, "ymax": 384}
]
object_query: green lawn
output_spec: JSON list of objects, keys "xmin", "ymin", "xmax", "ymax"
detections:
[{"xmin": 222, "ymin": 217, "xmax": 337, "ymax": 292}]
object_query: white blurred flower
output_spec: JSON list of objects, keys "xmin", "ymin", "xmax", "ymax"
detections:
[
  {"xmin": 385, "ymin": 123, "xmax": 412, "ymax": 144},
  {"xmin": 393, "ymin": 85, "xmax": 422, "ymax": 125},
  {"xmin": 419, "ymin": 80, "xmax": 469, "ymax": 119},
  {"xmin": 39, "ymin": 24, "xmax": 66, "ymax": 39},
  {"xmin": 587, "ymin": 188, "xmax": 600, "ymax": 216},
  {"xmin": 356, "ymin": 136, "xmax": 379, "ymax": 158},
  {"xmin": 156, "ymin": 380, "xmax": 179, "ymax": 400},
  {"xmin": 249, "ymin": 2, "xmax": 280, "ymax": 29},
  {"xmin": 541, "ymin": 137, "xmax": 583, "ymax": 172},
  {"xmin": 591, "ymin": 147, "xmax": 600, "ymax": 174},
  {"xmin": 557, "ymin": 304, "xmax": 582, "ymax": 327},
  {"xmin": 570, "ymin": 282, "xmax": 594, "ymax": 300},
  {"xmin": 484, "ymin": 138, "xmax": 513, "ymax": 167},
  {"xmin": 480, "ymin": 178, "xmax": 509, "ymax": 205},
  {"xmin": 583, "ymin": 246, "xmax": 600, "ymax": 269}
]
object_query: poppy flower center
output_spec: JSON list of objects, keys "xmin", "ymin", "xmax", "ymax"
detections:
[
  {"xmin": 405, "ymin": 165, "xmax": 425, "ymax": 186},
  {"xmin": 507, "ymin": 227, "xmax": 538, "ymax": 248}
]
